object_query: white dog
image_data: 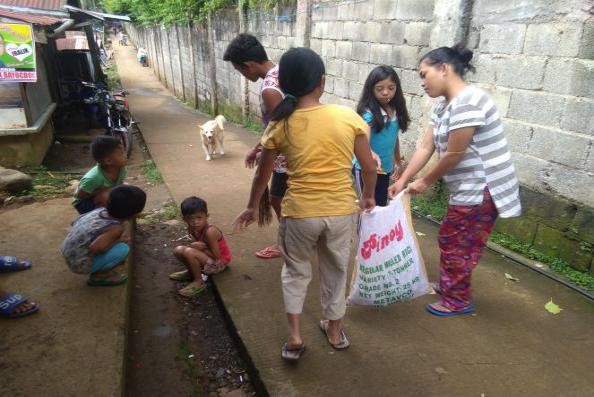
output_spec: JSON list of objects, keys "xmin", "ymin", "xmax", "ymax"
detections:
[{"xmin": 199, "ymin": 115, "xmax": 226, "ymax": 161}]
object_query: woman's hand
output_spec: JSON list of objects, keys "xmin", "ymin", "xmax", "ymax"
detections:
[
  {"xmin": 245, "ymin": 147, "xmax": 260, "ymax": 169},
  {"xmin": 390, "ymin": 162, "xmax": 403, "ymax": 182},
  {"xmin": 232, "ymin": 208, "xmax": 258, "ymax": 231},
  {"xmin": 371, "ymin": 151, "xmax": 382, "ymax": 170},
  {"xmin": 359, "ymin": 197, "xmax": 376, "ymax": 213},
  {"xmin": 406, "ymin": 178, "xmax": 429, "ymax": 195},
  {"xmin": 388, "ymin": 179, "xmax": 406, "ymax": 198}
]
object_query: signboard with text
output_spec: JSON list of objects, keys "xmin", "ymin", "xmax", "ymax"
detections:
[{"xmin": 0, "ymin": 23, "xmax": 37, "ymax": 83}]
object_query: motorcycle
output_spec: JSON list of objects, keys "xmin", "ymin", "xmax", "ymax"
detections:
[{"xmin": 81, "ymin": 82, "xmax": 133, "ymax": 158}]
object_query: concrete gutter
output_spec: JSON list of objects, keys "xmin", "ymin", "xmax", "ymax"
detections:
[{"xmin": 0, "ymin": 103, "xmax": 56, "ymax": 137}]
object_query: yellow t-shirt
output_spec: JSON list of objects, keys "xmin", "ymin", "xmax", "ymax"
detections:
[{"xmin": 261, "ymin": 104, "xmax": 369, "ymax": 218}]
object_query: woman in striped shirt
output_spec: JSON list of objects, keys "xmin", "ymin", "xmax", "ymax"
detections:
[{"xmin": 389, "ymin": 43, "xmax": 521, "ymax": 316}]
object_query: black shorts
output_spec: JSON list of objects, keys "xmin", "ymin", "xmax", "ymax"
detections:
[
  {"xmin": 270, "ymin": 171, "xmax": 288, "ymax": 198},
  {"xmin": 352, "ymin": 167, "xmax": 390, "ymax": 206}
]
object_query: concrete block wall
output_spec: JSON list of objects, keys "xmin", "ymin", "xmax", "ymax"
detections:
[
  {"xmin": 310, "ymin": 0, "xmax": 434, "ymax": 157},
  {"xmin": 126, "ymin": 0, "xmax": 594, "ymax": 271}
]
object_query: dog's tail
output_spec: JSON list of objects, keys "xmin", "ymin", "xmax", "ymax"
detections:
[{"xmin": 215, "ymin": 114, "xmax": 226, "ymax": 130}]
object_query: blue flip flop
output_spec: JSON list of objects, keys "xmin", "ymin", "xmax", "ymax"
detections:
[
  {"xmin": 0, "ymin": 293, "xmax": 39, "ymax": 318},
  {"xmin": 0, "ymin": 256, "xmax": 31, "ymax": 273},
  {"xmin": 425, "ymin": 302, "xmax": 475, "ymax": 317}
]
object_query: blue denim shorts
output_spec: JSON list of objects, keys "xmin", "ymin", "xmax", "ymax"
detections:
[{"xmin": 91, "ymin": 242, "xmax": 129, "ymax": 273}]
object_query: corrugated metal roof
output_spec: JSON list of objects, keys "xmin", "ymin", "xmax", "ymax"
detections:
[
  {"xmin": 0, "ymin": 8, "xmax": 64, "ymax": 25},
  {"xmin": 0, "ymin": 0, "xmax": 67, "ymax": 11}
]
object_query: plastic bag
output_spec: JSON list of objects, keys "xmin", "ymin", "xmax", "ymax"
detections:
[{"xmin": 348, "ymin": 192, "xmax": 431, "ymax": 306}]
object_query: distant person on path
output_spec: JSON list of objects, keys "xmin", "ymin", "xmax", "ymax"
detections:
[
  {"xmin": 170, "ymin": 197, "xmax": 232, "ymax": 298},
  {"xmin": 61, "ymin": 185, "xmax": 146, "ymax": 287},
  {"xmin": 389, "ymin": 44, "xmax": 521, "ymax": 316},
  {"xmin": 354, "ymin": 65, "xmax": 410, "ymax": 206},
  {"xmin": 73, "ymin": 135, "xmax": 127, "ymax": 214},
  {"xmin": 233, "ymin": 48, "xmax": 377, "ymax": 361},
  {"xmin": 223, "ymin": 34, "xmax": 286, "ymax": 260}
]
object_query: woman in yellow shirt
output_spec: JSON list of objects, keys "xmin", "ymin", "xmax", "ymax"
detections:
[{"xmin": 233, "ymin": 48, "xmax": 377, "ymax": 361}]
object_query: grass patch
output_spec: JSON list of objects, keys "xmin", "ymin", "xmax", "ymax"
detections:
[
  {"xmin": 140, "ymin": 201, "xmax": 181, "ymax": 223},
  {"xmin": 490, "ymin": 232, "xmax": 594, "ymax": 292},
  {"xmin": 142, "ymin": 160, "xmax": 163, "ymax": 184},
  {"xmin": 410, "ymin": 181, "xmax": 594, "ymax": 292},
  {"xmin": 410, "ymin": 182, "xmax": 449, "ymax": 221},
  {"xmin": 16, "ymin": 166, "xmax": 77, "ymax": 199},
  {"xmin": 104, "ymin": 63, "xmax": 122, "ymax": 90}
]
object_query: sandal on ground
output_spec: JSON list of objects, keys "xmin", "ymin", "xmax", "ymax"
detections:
[
  {"xmin": 425, "ymin": 302, "xmax": 475, "ymax": 317},
  {"xmin": 319, "ymin": 320, "xmax": 350, "ymax": 350},
  {"xmin": 178, "ymin": 284, "xmax": 206, "ymax": 298},
  {"xmin": 169, "ymin": 269, "xmax": 192, "ymax": 281},
  {"xmin": 0, "ymin": 293, "xmax": 39, "ymax": 318},
  {"xmin": 0, "ymin": 256, "xmax": 31, "ymax": 273},
  {"xmin": 431, "ymin": 281, "xmax": 441, "ymax": 295},
  {"xmin": 87, "ymin": 272, "xmax": 128, "ymax": 287},
  {"xmin": 281, "ymin": 342, "xmax": 306, "ymax": 362},
  {"xmin": 255, "ymin": 245, "xmax": 282, "ymax": 259}
]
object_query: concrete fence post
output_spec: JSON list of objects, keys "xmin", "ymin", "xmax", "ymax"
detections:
[
  {"xmin": 188, "ymin": 24, "xmax": 199, "ymax": 109},
  {"xmin": 239, "ymin": 1, "xmax": 249, "ymax": 119},
  {"xmin": 296, "ymin": 0, "xmax": 313, "ymax": 48},
  {"xmin": 175, "ymin": 24, "xmax": 187, "ymax": 102},
  {"xmin": 207, "ymin": 12, "xmax": 218, "ymax": 115}
]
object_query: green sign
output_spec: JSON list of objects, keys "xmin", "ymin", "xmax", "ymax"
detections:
[{"xmin": 0, "ymin": 23, "xmax": 37, "ymax": 82}]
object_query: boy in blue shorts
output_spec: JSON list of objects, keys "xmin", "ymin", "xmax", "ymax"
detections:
[
  {"xmin": 61, "ymin": 185, "xmax": 146, "ymax": 286},
  {"xmin": 73, "ymin": 135, "xmax": 127, "ymax": 214}
]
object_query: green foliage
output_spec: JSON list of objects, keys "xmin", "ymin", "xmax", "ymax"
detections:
[
  {"xmin": 103, "ymin": 0, "xmax": 294, "ymax": 25},
  {"xmin": 410, "ymin": 182, "xmax": 594, "ymax": 292},
  {"xmin": 141, "ymin": 201, "xmax": 181, "ymax": 222},
  {"xmin": 104, "ymin": 63, "xmax": 121, "ymax": 90},
  {"xmin": 142, "ymin": 160, "xmax": 164, "ymax": 184},
  {"xmin": 410, "ymin": 182, "xmax": 449, "ymax": 221},
  {"xmin": 490, "ymin": 232, "xmax": 594, "ymax": 292},
  {"xmin": 19, "ymin": 166, "xmax": 76, "ymax": 199}
]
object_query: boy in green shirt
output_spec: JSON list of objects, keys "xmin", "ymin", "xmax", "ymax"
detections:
[{"xmin": 73, "ymin": 135, "xmax": 127, "ymax": 214}]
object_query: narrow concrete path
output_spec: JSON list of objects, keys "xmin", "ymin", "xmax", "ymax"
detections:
[{"xmin": 115, "ymin": 43, "xmax": 594, "ymax": 397}]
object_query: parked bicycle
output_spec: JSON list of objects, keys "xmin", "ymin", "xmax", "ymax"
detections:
[{"xmin": 81, "ymin": 81, "xmax": 133, "ymax": 158}]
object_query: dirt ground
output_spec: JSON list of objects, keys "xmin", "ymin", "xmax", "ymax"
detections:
[{"xmin": 127, "ymin": 220, "xmax": 255, "ymax": 397}]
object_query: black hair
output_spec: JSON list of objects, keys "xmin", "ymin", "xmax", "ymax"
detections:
[
  {"xmin": 223, "ymin": 34, "xmax": 268, "ymax": 65},
  {"xmin": 269, "ymin": 47, "xmax": 325, "ymax": 123},
  {"xmin": 91, "ymin": 135, "xmax": 122, "ymax": 161},
  {"xmin": 420, "ymin": 43, "xmax": 475, "ymax": 78},
  {"xmin": 107, "ymin": 185, "xmax": 146, "ymax": 219},
  {"xmin": 180, "ymin": 196, "xmax": 208, "ymax": 216},
  {"xmin": 357, "ymin": 65, "xmax": 410, "ymax": 133}
]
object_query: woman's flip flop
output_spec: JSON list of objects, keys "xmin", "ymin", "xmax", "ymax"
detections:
[
  {"xmin": 255, "ymin": 245, "xmax": 282, "ymax": 259},
  {"xmin": 281, "ymin": 342, "xmax": 306, "ymax": 361},
  {"xmin": 425, "ymin": 302, "xmax": 475, "ymax": 317},
  {"xmin": 0, "ymin": 256, "xmax": 31, "ymax": 273},
  {"xmin": 319, "ymin": 320, "xmax": 350, "ymax": 350}
]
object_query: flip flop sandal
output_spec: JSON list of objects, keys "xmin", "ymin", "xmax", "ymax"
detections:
[
  {"xmin": 0, "ymin": 256, "xmax": 31, "ymax": 273},
  {"xmin": 431, "ymin": 281, "xmax": 441, "ymax": 294},
  {"xmin": 281, "ymin": 342, "xmax": 306, "ymax": 362},
  {"xmin": 0, "ymin": 293, "xmax": 39, "ymax": 318},
  {"xmin": 87, "ymin": 273, "xmax": 128, "ymax": 287},
  {"xmin": 319, "ymin": 320, "xmax": 350, "ymax": 350},
  {"xmin": 178, "ymin": 284, "xmax": 207, "ymax": 298},
  {"xmin": 169, "ymin": 270, "xmax": 192, "ymax": 281},
  {"xmin": 255, "ymin": 246, "xmax": 282, "ymax": 259},
  {"xmin": 425, "ymin": 302, "xmax": 475, "ymax": 317}
]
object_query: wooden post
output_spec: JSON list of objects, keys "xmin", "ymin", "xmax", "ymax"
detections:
[
  {"xmin": 238, "ymin": 1, "xmax": 249, "ymax": 120},
  {"xmin": 296, "ymin": 0, "xmax": 313, "ymax": 48}
]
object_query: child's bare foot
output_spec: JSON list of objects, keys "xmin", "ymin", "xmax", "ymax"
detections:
[{"xmin": 178, "ymin": 281, "xmax": 206, "ymax": 298}]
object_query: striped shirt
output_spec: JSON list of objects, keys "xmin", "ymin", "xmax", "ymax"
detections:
[{"xmin": 431, "ymin": 86, "xmax": 521, "ymax": 218}]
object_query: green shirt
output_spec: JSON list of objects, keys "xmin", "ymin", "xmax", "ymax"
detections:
[{"xmin": 73, "ymin": 164, "xmax": 126, "ymax": 206}]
